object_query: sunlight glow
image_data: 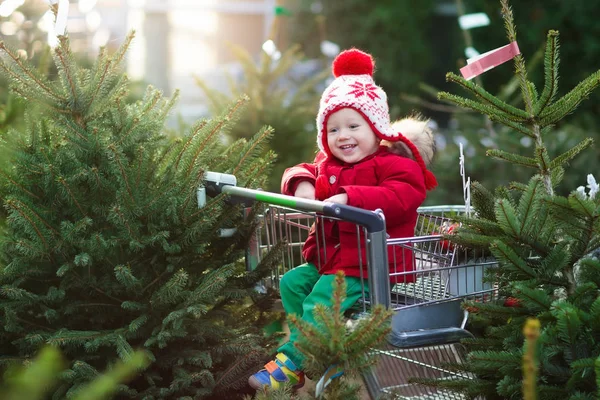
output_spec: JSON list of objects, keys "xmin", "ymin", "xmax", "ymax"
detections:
[{"xmin": 0, "ymin": 0, "xmax": 24, "ymax": 17}]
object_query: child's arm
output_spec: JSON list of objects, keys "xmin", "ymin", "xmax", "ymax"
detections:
[
  {"xmin": 335, "ymin": 158, "xmax": 426, "ymax": 224},
  {"xmin": 280, "ymin": 152, "xmax": 326, "ymax": 197},
  {"xmin": 281, "ymin": 163, "xmax": 317, "ymax": 197}
]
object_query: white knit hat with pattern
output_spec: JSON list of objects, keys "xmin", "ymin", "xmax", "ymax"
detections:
[{"xmin": 316, "ymin": 48, "xmax": 399, "ymax": 154}]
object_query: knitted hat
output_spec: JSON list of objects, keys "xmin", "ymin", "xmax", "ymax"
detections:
[{"xmin": 316, "ymin": 48, "xmax": 437, "ymax": 190}]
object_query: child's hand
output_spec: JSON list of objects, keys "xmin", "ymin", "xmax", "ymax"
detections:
[
  {"xmin": 294, "ymin": 181, "xmax": 316, "ymax": 200},
  {"xmin": 325, "ymin": 193, "xmax": 348, "ymax": 205}
]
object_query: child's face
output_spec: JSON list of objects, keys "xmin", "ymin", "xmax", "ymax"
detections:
[{"xmin": 326, "ymin": 108, "xmax": 380, "ymax": 164}]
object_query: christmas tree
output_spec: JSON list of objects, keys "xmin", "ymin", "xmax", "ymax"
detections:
[
  {"xmin": 413, "ymin": 0, "xmax": 600, "ymax": 398},
  {"xmin": 0, "ymin": 28, "xmax": 283, "ymax": 398}
]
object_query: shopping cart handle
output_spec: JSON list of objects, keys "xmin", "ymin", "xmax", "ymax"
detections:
[
  {"xmin": 223, "ymin": 185, "xmax": 385, "ymax": 233},
  {"xmin": 203, "ymin": 171, "xmax": 237, "ymax": 197},
  {"xmin": 388, "ymin": 327, "xmax": 474, "ymax": 348},
  {"xmin": 201, "ymin": 172, "xmax": 386, "ymax": 233}
]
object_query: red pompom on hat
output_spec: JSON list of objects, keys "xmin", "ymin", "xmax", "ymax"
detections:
[{"xmin": 332, "ymin": 48, "xmax": 375, "ymax": 77}]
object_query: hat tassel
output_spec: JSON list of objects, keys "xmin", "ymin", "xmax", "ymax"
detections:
[{"xmin": 397, "ymin": 134, "xmax": 438, "ymax": 191}]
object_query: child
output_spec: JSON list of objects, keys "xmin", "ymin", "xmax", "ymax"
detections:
[{"xmin": 248, "ymin": 48, "xmax": 437, "ymax": 391}]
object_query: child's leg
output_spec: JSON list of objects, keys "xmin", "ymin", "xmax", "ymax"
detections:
[
  {"xmin": 279, "ymin": 263, "xmax": 321, "ymax": 319},
  {"xmin": 278, "ymin": 274, "xmax": 368, "ymax": 371},
  {"xmin": 248, "ymin": 263, "xmax": 321, "ymax": 390},
  {"xmin": 249, "ymin": 271, "xmax": 369, "ymax": 390}
]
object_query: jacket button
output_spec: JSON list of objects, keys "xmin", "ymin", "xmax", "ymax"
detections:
[{"xmin": 329, "ymin": 175, "xmax": 336, "ymax": 184}]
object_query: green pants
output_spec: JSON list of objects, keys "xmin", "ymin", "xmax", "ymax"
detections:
[{"xmin": 277, "ymin": 263, "xmax": 368, "ymax": 370}]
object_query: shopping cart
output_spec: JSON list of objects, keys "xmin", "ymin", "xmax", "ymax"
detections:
[{"xmin": 200, "ymin": 172, "xmax": 498, "ymax": 399}]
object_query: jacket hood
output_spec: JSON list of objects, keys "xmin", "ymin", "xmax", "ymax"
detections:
[{"xmin": 382, "ymin": 115, "xmax": 436, "ymax": 166}]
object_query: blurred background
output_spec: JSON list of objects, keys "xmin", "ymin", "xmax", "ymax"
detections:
[{"xmin": 1, "ymin": 0, "xmax": 598, "ymax": 203}]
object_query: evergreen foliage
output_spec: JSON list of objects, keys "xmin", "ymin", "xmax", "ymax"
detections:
[
  {"xmin": 0, "ymin": 346, "xmax": 149, "ymax": 400},
  {"xmin": 195, "ymin": 44, "xmax": 328, "ymax": 192},
  {"xmin": 0, "ymin": 29, "xmax": 283, "ymax": 399},
  {"xmin": 413, "ymin": 1, "xmax": 600, "ymax": 398}
]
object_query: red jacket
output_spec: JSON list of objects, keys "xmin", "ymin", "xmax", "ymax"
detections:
[{"xmin": 281, "ymin": 146, "xmax": 426, "ymax": 284}]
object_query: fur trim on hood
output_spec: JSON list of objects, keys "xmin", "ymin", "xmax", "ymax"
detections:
[{"xmin": 382, "ymin": 116, "xmax": 436, "ymax": 166}]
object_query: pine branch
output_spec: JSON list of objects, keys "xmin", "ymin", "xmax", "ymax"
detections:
[
  {"xmin": 486, "ymin": 149, "xmax": 538, "ymax": 168},
  {"xmin": 567, "ymin": 192, "xmax": 596, "ymax": 219},
  {"xmin": 109, "ymin": 206, "xmax": 138, "ymax": 242},
  {"xmin": 470, "ymin": 181, "xmax": 497, "ymax": 221},
  {"xmin": 500, "ymin": 0, "xmax": 535, "ymax": 114},
  {"xmin": 56, "ymin": 114, "xmax": 90, "ymax": 142},
  {"xmin": 344, "ymin": 306, "xmax": 392, "ymax": 352},
  {"xmin": 534, "ymin": 30, "xmax": 560, "ymax": 115},
  {"xmin": 438, "ymin": 92, "xmax": 534, "ymax": 137},
  {"xmin": 86, "ymin": 51, "xmax": 113, "ymax": 110},
  {"xmin": 227, "ymin": 44, "xmax": 263, "ymax": 92},
  {"xmin": 289, "ymin": 314, "xmax": 330, "ymax": 356},
  {"xmin": 539, "ymin": 69, "xmax": 600, "ymax": 126},
  {"xmin": 455, "ymin": 215, "xmax": 503, "ymax": 235},
  {"xmin": 535, "ymin": 145, "xmax": 552, "ymax": 178},
  {"xmin": 107, "ymin": 144, "xmax": 135, "ymax": 203},
  {"xmin": 158, "ymin": 89, "xmax": 179, "ymax": 121},
  {"xmin": 72, "ymin": 350, "xmax": 149, "ymax": 400},
  {"xmin": 0, "ymin": 170, "xmax": 41, "ymax": 200},
  {"xmin": 549, "ymin": 138, "xmax": 594, "ymax": 169},
  {"xmin": 57, "ymin": 177, "xmax": 88, "ymax": 217},
  {"xmin": 183, "ymin": 97, "xmax": 249, "ymax": 179},
  {"xmin": 111, "ymin": 31, "xmax": 136, "ymax": 70},
  {"xmin": 174, "ymin": 120, "xmax": 208, "ymax": 170},
  {"xmin": 512, "ymin": 285, "xmax": 554, "ymax": 311},
  {"xmin": 86, "ymin": 32, "xmax": 134, "ymax": 112},
  {"xmin": 516, "ymin": 178, "xmax": 544, "ymax": 236},
  {"xmin": 526, "ymin": 81, "xmax": 538, "ymax": 105},
  {"xmin": 6, "ymin": 198, "xmax": 59, "ymax": 235},
  {"xmin": 238, "ymin": 152, "xmax": 276, "ymax": 188},
  {"xmin": 491, "ymin": 240, "xmax": 537, "ymax": 278},
  {"xmin": 536, "ymin": 243, "xmax": 570, "ymax": 284},
  {"xmin": 180, "ymin": 163, "xmax": 206, "ymax": 222},
  {"xmin": 55, "ymin": 37, "xmax": 81, "ymax": 115},
  {"xmin": 114, "ymin": 265, "xmax": 141, "ymax": 290},
  {"xmin": 113, "ymin": 91, "xmax": 161, "ymax": 146},
  {"xmin": 0, "ymin": 41, "xmax": 65, "ymax": 102},
  {"xmin": 5, "ymin": 199, "xmax": 51, "ymax": 251},
  {"xmin": 495, "ymin": 199, "xmax": 522, "ymax": 239},
  {"xmin": 185, "ymin": 264, "xmax": 237, "ymax": 306},
  {"xmin": 551, "ymin": 302, "xmax": 582, "ymax": 348},
  {"xmin": 231, "ymin": 126, "xmax": 274, "ymax": 176},
  {"xmin": 446, "ymin": 72, "xmax": 530, "ymax": 120},
  {"xmin": 213, "ymin": 348, "xmax": 263, "ymax": 391},
  {"xmin": 152, "ymin": 269, "xmax": 189, "ymax": 306}
]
